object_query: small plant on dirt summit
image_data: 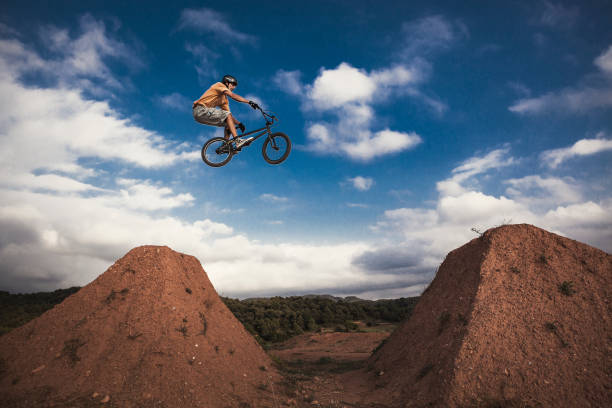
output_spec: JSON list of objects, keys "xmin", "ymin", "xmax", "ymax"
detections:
[{"xmin": 559, "ymin": 281, "xmax": 575, "ymax": 296}]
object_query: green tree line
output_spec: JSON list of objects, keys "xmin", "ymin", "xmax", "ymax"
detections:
[
  {"xmin": 0, "ymin": 287, "xmax": 80, "ymax": 335},
  {"xmin": 221, "ymin": 295, "xmax": 419, "ymax": 344},
  {"xmin": 0, "ymin": 289, "xmax": 419, "ymax": 343}
]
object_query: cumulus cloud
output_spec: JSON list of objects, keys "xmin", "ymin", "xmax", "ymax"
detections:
[
  {"xmin": 275, "ymin": 15, "xmax": 465, "ymax": 161},
  {"xmin": 360, "ymin": 148, "xmax": 612, "ymax": 287},
  {"xmin": 509, "ymin": 44, "xmax": 612, "ymax": 114},
  {"xmin": 347, "ymin": 176, "xmax": 374, "ymax": 191},
  {"xmin": 297, "ymin": 62, "xmax": 423, "ymax": 161},
  {"xmin": 436, "ymin": 148, "xmax": 515, "ymax": 196},
  {"xmin": 505, "ymin": 175, "xmax": 583, "ymax": 207},
  {"xmin": 540, "ymin": 136, "xmax": 612, "ymax": 168},
  {"xmin": 306, "ymin": 63, "xmax": 422, "ymax": 110},
  {"xmin": 114, "ymin": 179, "xmax": 195, "ymax": 211}
]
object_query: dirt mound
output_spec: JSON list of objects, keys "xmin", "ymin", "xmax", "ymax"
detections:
[
  {"xmin": 0, "ymin": 246, "xmax": 279, "ymax": 407},
  {"xmin": 366, "ymin": 224, "xmax": 611, "ymax": 407}
]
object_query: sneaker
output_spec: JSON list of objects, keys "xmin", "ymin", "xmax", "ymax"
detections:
[{"xmin": 234, "ymin": 137, "xmax": 254, "ymax": 148}]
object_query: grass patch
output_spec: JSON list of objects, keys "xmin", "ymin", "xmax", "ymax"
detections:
[
  {"xmin": 545, "ymin": 321, "xmax": 569, "ymax": 348},
  {"xmin": 175, "ymin": 325, "xmax": 188, "ymax": 338},
  {"xmin": 276, "ymin": 357, "xmax": 365, "ymax": 377},
  {"xmin": 416, "ymin": 364, "xmax": 433, "ymax": 381},
  {"xmin": 62, "ymin": 338, "xmax": 85, "ymax": 366},
  {"xmin": 559, "ymin": 281, "xmax": 575, "ymax": 296},
  {"xmin": 0, "ymin": 357, "xmax": 6, "ymax": 379},
  {"xmin": 371, "ymin": 338, "xmax": 388, "ymax": 355},
  {"xmin": 127, "ymin": 332, "xmax": 142, "ymax": 340},
  {"xmin": 438, "ymin": 311, "xmax": 451, "ymax": 335},
  {"xmin": 104, "ymin": 290, "xmax": 116, "ymax": 304},
  {"xmin": 198, "ymin": 312, "xmax": 208, "ymax": 335}
]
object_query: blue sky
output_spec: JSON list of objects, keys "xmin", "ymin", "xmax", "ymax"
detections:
[{"xmin": 1, "ymin": 0, "xmax": 611, "ymax": 298}]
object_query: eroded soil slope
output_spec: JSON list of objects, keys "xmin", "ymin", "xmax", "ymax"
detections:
[
  {"xmin": 366, "ymin": 224, "xmax": 611, "ymax": 407},
  {"xmin": 0, "ymin": 246, "xmax": 279, "ymax": 407}
]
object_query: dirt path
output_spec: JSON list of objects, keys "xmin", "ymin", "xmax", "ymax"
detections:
[{"xmin": 268, "ymin": 331, "xmax": 389, "ymax": 407}]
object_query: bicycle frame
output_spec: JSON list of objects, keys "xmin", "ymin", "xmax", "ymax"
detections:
[{"xmin": 228, "ymin": 109, "xmax": 278, "ymax": 146}]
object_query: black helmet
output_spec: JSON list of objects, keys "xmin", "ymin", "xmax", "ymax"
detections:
[{"xmin": 222, "ymin": 74, "xmax": 238, "ymax": 86}]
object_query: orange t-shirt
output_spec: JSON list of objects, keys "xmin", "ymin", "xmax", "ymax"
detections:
[{"xmin": 193, "ymin": 82, "xmax": 230, "ymax": 111}]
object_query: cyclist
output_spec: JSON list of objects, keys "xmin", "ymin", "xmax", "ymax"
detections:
[{"xmin": 193, "ymin": 75, "xmax": 260, "ymax": 149}]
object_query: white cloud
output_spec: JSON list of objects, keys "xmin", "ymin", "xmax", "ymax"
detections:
[
  {"xmin": 0, "ymin": 186, "xmax": 380, "ymax": 298},
  {"xmin": 157, "ymin": 92, "xmax": 191, "ymax": 110},
  {"xmin": 178, "ymin": 8, "xmax": 255, "ymax": 43},
  {"xmin": 298, "ymin": 62, "xmax": 424, "ymax": 161},
  {"xmin": 399, "ymin": 15, "xmax": 468, "ymax": 58},
  {"xmin": 114, "ymin": 179, "xmax": 195, "ymax": 211},
  {"xmin": 595, "ymin": 45, "xmax": 612, "ymax": 74},
  {"xmin": 347, "ymin": 176, "xmax": 374, "ymax": 191},
  {"xmin": 307, "ymin": 63, "xmax": 423, "ymax": 110},
  {"xmin": 364, "ymin": 148, "xmax": 612, "ymax": 286},
  {"xmin": 277, "ymin": 16, "xmax": 465, "ymax": 161},
  {"xmin": 509, "ymin": 87, "xmax": 612, "ymax": 114},
  {"xmin": 541, "ymin": 136, "xmax": 612, "ymax": 168},
  {"xmin": 340, "ymin": 129, "xmax": 422, "ymax": 161},
  {"xmin": 185, "ymin": 43, "xmax": 220, "ymax": 81},
  {"xmin": 509, "ymin": 44, "xmax": 612, "ymax": 115},
  {"xmin": 436, "ymin": 147, "xmax": 515, "ymax": 196},
  {"xmin": 538, "ymin": 1, "xmax": 579, "ymax": 28},
  {"xmin": 259, "ymin": 193, "xmax": 289, "ymax": 203},
  {"xmin": 273, "ymin": 69, "xmax": 303, "ymax": 95},
  {"xmin": 34, "ymin": 15, "xmax": 143, "ymax": 94},
  {"xmin": 309, "ymin": 63, "xmax": 377, "ymax": 109},
  {"xmin": 505, "ymin": 175, "xmax": 582, "ymax": 206},
  {"xmin": 347, "ymin": 203, "xmax": 369, "ymax": 209}
]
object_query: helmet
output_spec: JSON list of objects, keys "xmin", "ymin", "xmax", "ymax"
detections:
[{"xmin": 222, "ymin": 74, "xmax": 238, "ymax": 86}]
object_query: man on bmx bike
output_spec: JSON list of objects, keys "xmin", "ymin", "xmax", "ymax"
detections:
[{"xmin": 192, "ymin": 74, "xmax": 259, "ymax": 149}]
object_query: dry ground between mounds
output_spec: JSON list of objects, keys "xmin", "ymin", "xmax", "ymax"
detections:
[{"xmin": 269, "ymin": 331, "xmax": 390, "ymax": 408}]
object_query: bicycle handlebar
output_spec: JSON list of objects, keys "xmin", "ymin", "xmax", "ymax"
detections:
[{"xmin": 257, "ymin": 106, "xmax": 278, "ymax": 124}]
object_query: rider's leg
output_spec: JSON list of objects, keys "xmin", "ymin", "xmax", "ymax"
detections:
[{"xmin": 225, "ymin": 114, "xmax": 239, "ymax": 139}]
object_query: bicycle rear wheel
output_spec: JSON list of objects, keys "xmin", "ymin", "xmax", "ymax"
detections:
[
  {"xmin": 262, "ymin": 132, "xmax": 291, "ymax": 164},
  {"xmin": 202, "ymin": 137, "xmax": 233, "ymax": 167}
]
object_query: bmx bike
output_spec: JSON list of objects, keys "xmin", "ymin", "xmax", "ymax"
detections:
[{"xmin": 201, "ymin": 107, "xmax": 291, "ymax": 167}]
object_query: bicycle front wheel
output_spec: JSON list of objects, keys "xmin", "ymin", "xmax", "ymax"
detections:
[
  {"xmin": 262, "ymin": 132, "xmax": 291, "ymax": 165},
  {"xmin": 202, "ymin": 137, "xmax": 233, "ymax": 167}
]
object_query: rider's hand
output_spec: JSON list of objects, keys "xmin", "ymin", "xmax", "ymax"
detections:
[
  {"xmin": 248, "ymin": 101, "xmax": 260, "ymax": 110},
  {"xmin": 237, "ymin": 123, "xmax": 245, "ymax": 133}
]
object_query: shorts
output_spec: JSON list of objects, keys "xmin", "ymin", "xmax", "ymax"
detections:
[{"xmin": 193, "ymin": 105, "xmax": 230, "ymax": 127}]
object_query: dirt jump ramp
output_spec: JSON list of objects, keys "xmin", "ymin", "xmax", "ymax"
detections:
[
  {"xmin": 0, "ymin": 245, "xmax": 279, "ymax": 407},
  {"xmin": 367, "ymin": 224, "xmax": 611, "ymax": 407}
]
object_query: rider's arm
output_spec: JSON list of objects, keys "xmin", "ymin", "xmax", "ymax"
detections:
[{"xmin": 224, "ymin": 90, "xmax": 250, "ymax": 104}]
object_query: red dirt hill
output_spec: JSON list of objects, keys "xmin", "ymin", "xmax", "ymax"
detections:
[
  {"xmin": 0, "ymin": 245, "xmax": 279, "ymax": 407},
  {"xmin": 365, "ymin": 224, "xmax": 611, "ymax": 407}
]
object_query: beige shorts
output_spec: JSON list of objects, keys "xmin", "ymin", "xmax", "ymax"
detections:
[{"xmin": 193, "ymin": 105, "xmax": 230, "ymax": 127}]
